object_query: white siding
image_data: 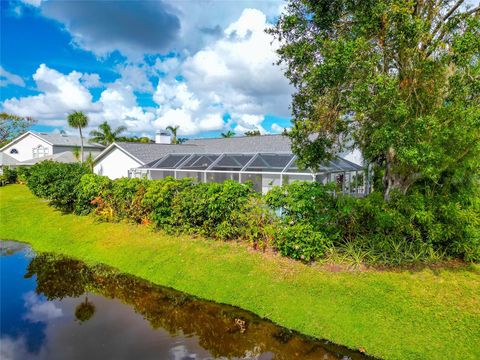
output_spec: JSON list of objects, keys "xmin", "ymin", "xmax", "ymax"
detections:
[
  {"xmin": 94, "ymin": 148, "xmax": 142, "ymax": 179},
  {"xmin": 1, "ymin": 134, "xmax": 52, "ymax": 162}
]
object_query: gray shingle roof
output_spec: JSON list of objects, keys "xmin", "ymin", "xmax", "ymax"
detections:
[
  {"xmin": 0, "ymin": 152, "xmax": 18, "ymax": 166},
  {"xmin": 112, "ymin": 135, "xmax": 291, "ymax": 165},
  {"xmin": 20, "ymin": 151, "xmax": 78, "ymax": 165},
  {"xmin": 99, "ymin": 135, "xmax": 363, "ymax": 172},
  {"xmin": 115, "ymin": 142, "xmax": 200, "ymax": 164},
  {"xmin": 32, "ymin": 132, "xmax": 104, "ymax": 148},
  {"xmin": 184, "ymin": 134, "xmax": 292, "ymax": 153}
]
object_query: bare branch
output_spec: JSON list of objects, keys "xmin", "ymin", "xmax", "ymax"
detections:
[
  {"xmin": 442, "ymin": 0, "xmax": 465, "ymax": 21},
  {"xmin": 465, "ymin": 6, "xmax": 479, "ymax": 16}
]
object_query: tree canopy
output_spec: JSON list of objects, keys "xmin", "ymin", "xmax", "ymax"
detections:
[
  {"xmin": 0, "ymin": 112, "xmax": 35, "ymax": 147},
  {"xmin": 244, "ymin": 130, "xmax": 261, "ymax": 137},
  {"xmin": 167, "ymin": 125, "xmax": 180, "ymax": 144},
  {"xmin": 89, "ymin": 121, "xmax": 127, "ymax": 146},
  {"xmin": 67, "ymin": 111, "xmax": 89, "ymax": 163},
  {"xmin": 221, "ymin": 130, "xmax": 236, "ymax": 138},
  {"xmin": 271, "ymin": 0, "xmax": 479, "ymax": 199}
]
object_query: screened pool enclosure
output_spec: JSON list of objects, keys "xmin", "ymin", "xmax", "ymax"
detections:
[{"xmin": 130, "ymin": 152, "xmax": 368, "ymax": 195}]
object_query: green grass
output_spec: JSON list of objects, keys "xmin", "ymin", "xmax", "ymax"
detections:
[{"xmin": 1, "ymin": 184, "xmax": 479, "ymax": 360}]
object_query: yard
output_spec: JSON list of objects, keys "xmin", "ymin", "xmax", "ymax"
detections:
[{"xmin": 1, "ymin": 184, "xmax": 479, "ymax": 360}]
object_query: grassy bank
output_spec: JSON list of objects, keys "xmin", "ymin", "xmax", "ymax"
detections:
[{"xmin": 1, "ymin": 184, "xmax": 479, "ymax": 360}]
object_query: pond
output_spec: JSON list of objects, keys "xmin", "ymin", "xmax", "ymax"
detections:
[{"xmin": 0, "ymin": 241, "xmax": 369, "ymax": 360}]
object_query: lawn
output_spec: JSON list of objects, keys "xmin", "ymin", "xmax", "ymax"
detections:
[{"xmin": 1, "ymin": 184, "xmax": 479, "ymax": 360}]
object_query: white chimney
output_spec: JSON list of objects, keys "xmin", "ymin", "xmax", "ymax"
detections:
[{"xmin": 155, "ymin": 130, "xmax": 171, "ymax": 144}]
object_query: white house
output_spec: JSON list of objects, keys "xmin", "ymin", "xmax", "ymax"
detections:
[
  {"xmin": 93, "ymin": 133, "xmax": 368, "ymax": 195},
  {"xmin": 0, "ymin": 131, "xmax": 104, "ymax": 166},
  {"xmin": 93, "ymin": 141, "xmax": 199, "ymax": 179}
]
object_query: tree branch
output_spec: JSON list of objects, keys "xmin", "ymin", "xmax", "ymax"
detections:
[{"xmin": 442, "ymin": 0, "xmax": 465, "ymax": 21}]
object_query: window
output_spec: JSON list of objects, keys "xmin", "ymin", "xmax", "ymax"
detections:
[
  {"xmin": 9, "ymin": 148, "xmax": 18, "ymax": 154},
  {"xmin": 32, "ymin": 145, "xmax": 49, "ymax": 158}
]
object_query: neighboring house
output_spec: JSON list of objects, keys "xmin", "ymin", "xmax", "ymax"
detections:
[
  {"xmin": 94, "ymin": 133, "xmax": 368, "ymax": 195},
  {"xmin": 0, "ymin": 153, "xmax": 17, "ymax": 174},
  {"xmin": 0, "ymin": 131, "xmax": 104, "ymax": 166},
  {"xmin": 93, "ymin": 142, "xmax": 200, "ymax": 179}
]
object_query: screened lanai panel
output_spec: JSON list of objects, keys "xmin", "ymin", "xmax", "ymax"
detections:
[
  {"xmin": 210, "ymin": 154, "xmax": 254, "ymax": 171},
  {"xmin": 244, "ymin": 153, "xmax": 294, "ymax": 172},
  {"xmin": 149, "ymin": 170, "xmax": 175, "ymax": 179},
  {"xmin": 151, "ymin": 154, "xmax": 191, "ymax": 169},
  {"xmin": 176, "ymin": 171, "xmax": 203, "ymax": 183},
  {"xmin": 206, "ymin": 172, "xmax": 240, "ymax": 183},
  {"xmin": 180, "ymin": 154, "xmax": 221, "ymax": 170},
  {"xmin": 329, "ymin": 158, "xmax": 362, "ymax": 172},
  {"xmin": 283, "ymin": 158, "xmax": 314, "ymax": 174}
]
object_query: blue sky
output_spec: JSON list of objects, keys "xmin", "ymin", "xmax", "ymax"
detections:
[{"xmin": 0, "ymin": 0, "xmax": 292, "ymax": 138}]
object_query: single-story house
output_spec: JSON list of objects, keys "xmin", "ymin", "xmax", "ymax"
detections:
[
  {"xmin": 94, "ymin": 133, "xmax": 368, "ymax": 195},
  {"xmin": 0, "ymin": 131, "xmax": 104, "ymax": 167}
]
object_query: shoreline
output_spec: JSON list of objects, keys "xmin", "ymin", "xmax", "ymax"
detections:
[{"xmin": 1, "ymin": 185, "xmax": 479, "ymax": 360}]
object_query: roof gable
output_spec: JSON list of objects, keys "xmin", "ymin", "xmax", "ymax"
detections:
[{"xmin": 0, "ymin": 131, "xmax": 104, "ymax": 152}]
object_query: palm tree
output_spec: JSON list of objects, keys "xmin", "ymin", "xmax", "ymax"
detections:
[
  {"xmin": 89, "ymin": 121, "xmax": 127, "ymax": 146},
  {"xmin": 75, "ymin": 295, "xmax": 96, "ymax": 324},
  {"xmin": 221, "ymin": 130, "xmax": 236, "ymax": 138},
  {"xmin": 67, "ymin": 111, "xmax": 89, "ymax": 163},
  {"xmin": 72, "ymin": 146, "xmax": 80, "ymax": 161},
  {"xmin": 166, "ymin": 125, "xmax": 180, "ymax": 144}
]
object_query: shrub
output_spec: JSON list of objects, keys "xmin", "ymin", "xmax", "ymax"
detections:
[
  {"xmin": 170, "ymin": 180, "xmax": 255, "ymax": 239},
  {"xmin": 234, "ymin": 195, "xmax": 277, "ymax": 250},
  {"xmin": 16, "ymin": 167, "xmax": 31, "ymax": 184},
  {"xmin": 0, "ymin": 167, "xmax": 18, "ymax": 186},
  {"xmin": 142, "ymin": 177, "xmax": 193, "ymax": 228},
  {"xmin": 75, "ymin": 174, "xmax": 112, "ymax": 215},
  {"xmin": 108, "ymin": 178, "xmax": 150, "ymax": 222},
  {"xmin": 26, "ymin": 161, "xmax": 90, "ymax": 211},
  {"xmin": 265, "ymin": 181, "xmax": 341, "ymax": 240},
  {"xmin": 274, "ymin": 222, "xmax": 332, "ymax": 262}
]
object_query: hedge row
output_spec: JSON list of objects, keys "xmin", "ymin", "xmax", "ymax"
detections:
[{"xmin": 24, "ymin": 161, "xmax": 480, "ymax": 263}]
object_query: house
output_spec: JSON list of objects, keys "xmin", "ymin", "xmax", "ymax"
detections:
[
  {"xmin": 93, "ymin": 142, "xmax": 200, "ymax": 179},
  {"xmin": 0, "ymin": 131, "xmax": 104, "ymax": 166},
  {"xmin": 94, "ymin": 132, "xmax": 368, "ymax": 195}
]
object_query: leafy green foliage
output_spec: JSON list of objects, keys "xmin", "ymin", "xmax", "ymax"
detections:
[
  {"xmin": 0, "ymin": 167, "xmax": 18, "ymax": 186},
  {"xmin": 0, "ymin": 112, "xmax": 36, "ymax": 147},
  {"xmin": 271, "ymin": 0, "xmax": 480, "ymax": 199},
  {"xmin": 89, "ymin": 121, "xmax": 127, "ymax": 146},
  {"xmin": 67, "ymin": 111, "xmax": 89, "ymax": 163},
  {"xmin": 75, "ymin": 174, "xmax": 113, "ymax": 215},
  {"xmin": 142, "ymin": 177, "xmax": 193, "ymax": 228},
  {"xmin": 23, "ymin": 161, "xmax": 479, "ymax": 263},
  {"xmin": 170, "ymin": 180, "xmax": 255, "ymax": 239},
  {"xmin": 275, "ymin": 222, "xmax": 331, "ymax": 261},
  {"xmin": 26, "ymin": 161, "xmax": 90, "ymax": 211}
]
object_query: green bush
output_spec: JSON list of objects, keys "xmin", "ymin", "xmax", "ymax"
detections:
[
  {"xmin": 265, "ymin": 181, "xmax": 341, "ymax": 239},
  {"xmin": 142, "ymin": 177, "xmax": 193, "ymax": 228},
  {"xmin": 22, "ymin": 160, "xmax": 479, "ymax": 264},
  {"xmin": 0, "ymin": 167, "xmax": 18, "ymax": 186},
  {"xmin": 26, "ymin": 161, "xmax": 90, "ymax": 211},
  {"xmin": 234, "ymin": 196, "xmax": 277, "ymax": 250},
  {"xmin": 170, "ymin": 180, "xmax": 255, "ymax": 239},
  {"xmin": 75, "ymin": 174, "xmax": 113, "ymax": 215},
  {"xmin": 274, "ymin": 222, "xmax": 332, "ymax": 262},
  {"xmin": 16, "ymin": 167, "xmax": 31, "ymax": 184}
]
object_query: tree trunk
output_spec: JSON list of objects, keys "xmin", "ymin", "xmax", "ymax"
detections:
[
  {"xmin": 383, "ymin": 147, "xmax": 419, "ymax": 201},
  {"xmin": 79, "ymin": 127, "xmax": 84, "ymax": 164}
]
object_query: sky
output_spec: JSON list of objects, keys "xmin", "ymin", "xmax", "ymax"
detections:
[{"xmin": 0, "ymin": 0, "xmax": 293, "ymax": 138}]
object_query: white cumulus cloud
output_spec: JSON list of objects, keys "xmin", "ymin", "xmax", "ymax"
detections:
[
  {"xmin": 0, "ymin": 66, "xmax": 26, "ymax": 87},
  {"xmin": 1, "ymin": 8, "xmax": 292, "ymax": 137}
]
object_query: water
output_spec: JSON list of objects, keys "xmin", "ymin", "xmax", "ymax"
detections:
[{"xmin": 0, "ymin": 241, "xmax": 369, "ymax": 360}]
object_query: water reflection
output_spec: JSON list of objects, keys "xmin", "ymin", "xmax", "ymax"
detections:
[{"xmin": 1, "ymin": 242, "xmax": 369, "ymax": 360}]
